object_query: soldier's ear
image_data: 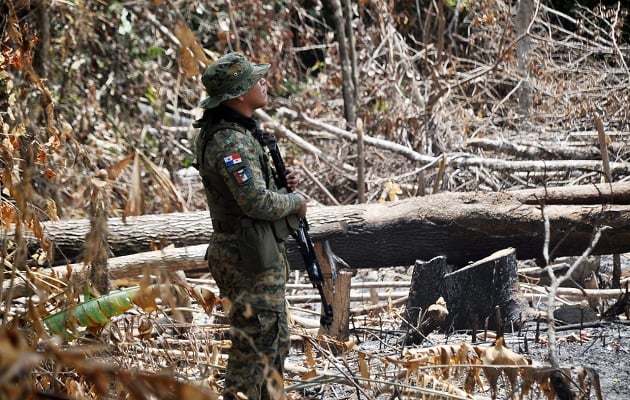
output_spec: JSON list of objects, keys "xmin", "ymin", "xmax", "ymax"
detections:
[{"xmin": 226, "ymin": 96, "xmax": 245, "ymax": 105}]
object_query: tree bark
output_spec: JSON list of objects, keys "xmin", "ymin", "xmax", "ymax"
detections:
[
  {"xmin": 326, "ymin": 0, "xmax": 355, "ymax": 129},
  {"xmin": 3, "ymin": 245, "xmax": 208, "ymax": 301},
  {"xmin": 402, "ymin": 255, "xmax": 450, "ymax": 345},
  {"xmin": 515, "ymin": 0, "xmax": 533, "ymax": 116},
  {"xmin": 403, "ymin": 248, "xmax": 527, "ymax": 335},
  {"xmin": 15, "ymin": 181, "xmax": 630, "ymax": 269}
]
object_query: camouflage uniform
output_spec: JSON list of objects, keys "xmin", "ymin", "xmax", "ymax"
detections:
[{"xmin": 194, "ymin": 53, "xmax": 302, "ymax": 400}]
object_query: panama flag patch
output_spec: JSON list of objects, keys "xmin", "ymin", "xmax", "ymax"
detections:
[
  {"xmin": 233, "ymin": 167, "xmax": 252, "ymax": 184},
  {"xmin": 224, "ymin": 153, "xmax": 242, "ymax": 167}
]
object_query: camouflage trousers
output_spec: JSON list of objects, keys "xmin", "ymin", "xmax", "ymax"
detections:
[
  {"xmin": 206, "ymin": 233, "xmax": 290, "ymax": 398},
  {"xmin": 223, "ymin": 304, "xmax": 290, "ymax": 400}
]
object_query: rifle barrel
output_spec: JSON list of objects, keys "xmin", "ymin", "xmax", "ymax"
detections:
[{"xmin": 265, "ymin": 132, "xmax": 333, "ymax": 327}]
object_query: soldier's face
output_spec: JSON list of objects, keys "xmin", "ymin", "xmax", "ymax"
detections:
[{"xmin": 242, "ymin": 78, "xmax": 267, "ymax": 110}]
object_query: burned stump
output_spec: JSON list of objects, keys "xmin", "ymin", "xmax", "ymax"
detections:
[{"xmin": 403, "ymin": 248, "xmax": 527, "ymax": 345}]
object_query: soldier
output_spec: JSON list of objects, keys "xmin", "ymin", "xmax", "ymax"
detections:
[{"xmin": 193, "ymin": 52, "xmax": 307, "ymax": 400}]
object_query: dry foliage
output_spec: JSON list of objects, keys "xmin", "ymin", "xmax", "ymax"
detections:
[{"xmin": 1, "ymin": 0, "xmax": 629, "ymax": 398}]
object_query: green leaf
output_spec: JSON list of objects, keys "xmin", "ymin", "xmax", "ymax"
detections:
[{"xmin": 43, "ymin": 286, "xmax": 143, "ymax": 337}]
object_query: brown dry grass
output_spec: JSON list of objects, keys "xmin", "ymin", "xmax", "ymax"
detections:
[{"xmin": 1, "ymin": 0, "xmax": 629, "ymax": 398}]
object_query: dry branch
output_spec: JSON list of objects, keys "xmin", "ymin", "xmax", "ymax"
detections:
[
  {"xmin": 276, "ymin": 107, "xmax": 630, "ymax": 174},
  {"xmin": 521, "ymin": 283, "xmax": 629, "ymax": 301},
  {"xmin": 3, "ymin": 246, "xmax": 207, "ymax": 301},
  {"xmin": 465, "ymin": 137, "xmax": 626, "ymax": 160}
]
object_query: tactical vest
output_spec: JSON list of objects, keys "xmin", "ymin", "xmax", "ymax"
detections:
[
  {"xmin": 196, "ymin": 120, "xmax": 295, "ymax": 269},
  {"xmin": 195, "ymin": 120, "xmax": 274, "ymax": 233}
]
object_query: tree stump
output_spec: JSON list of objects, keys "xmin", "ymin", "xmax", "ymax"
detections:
[
  {"xmin": 404, "ymin": 248, "xmax": 527, "ymax": 344},
  {"xmin": 323, "ymin": 271, "xmax": 352, "ymax": 341},
  {"xmin": 402, "ymin": 255, "xmax": 450, "ymax": 345}
]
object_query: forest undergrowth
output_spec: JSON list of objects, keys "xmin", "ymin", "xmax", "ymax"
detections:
[{"xmin": 1, "ymin": 0, "xmax": 629, "ymax": 399}]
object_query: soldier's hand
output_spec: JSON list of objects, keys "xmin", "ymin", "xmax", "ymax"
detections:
[
  {"xmin": 296, "ymin": 193, "xmax": 307, "ymax": 218},
  {"xmin": 285, "ymin": 168, "xmax": 300, "ymax": 191}
]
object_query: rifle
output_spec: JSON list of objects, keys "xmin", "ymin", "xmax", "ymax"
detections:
[{"xmin": 264, "ymin": 132, "xmax": 334, "ymax": 327}]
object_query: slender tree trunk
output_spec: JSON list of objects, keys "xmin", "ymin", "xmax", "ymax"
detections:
[
  {"xmin": 34, "ymin": 0, "xmax": 51, "ymax": 78},
  {"xmin": 327, "ymin": 0, "xmax": 355, "ymax": 129},
  {"xmin": 344, "ymin": 0, "xmax": 359, "ymax": 103},
  {"xmin": 516, "ymin": 0, "xmax": 533, "ymax": 116},
  {"xmin": 356, "ymin": 118, "xmax": 366, "ymax": 203}
]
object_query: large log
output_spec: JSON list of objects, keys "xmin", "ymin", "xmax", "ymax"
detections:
[
  {"xmin": 17, "ymin": 182, "xmax": 630, "ymax": 268},
  {"xmin": 1, "ymin": 245, "xmax": 208, "ymax": 300}
]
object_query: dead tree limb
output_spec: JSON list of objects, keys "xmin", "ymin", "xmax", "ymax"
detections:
[{"xmin": 277, "ymin": 107, "xmax": 630, "ymax": 174}]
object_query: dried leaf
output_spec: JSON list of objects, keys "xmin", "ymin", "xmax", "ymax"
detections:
[
  {"xmin": 107, "ymin": 151, "xmax": 135, "ymax": 180},
  {"xmin": 191, "ymin": 286, "xmax": 216, "ymax": 315},
  {"xmin": 0, "ymin": 201, "xmax": 17, "ymax": 227},
  {"xmin": 301, "ymin": 369, "xmax": 317, "ymax": 380},
  {"xmin": 27, "ymin": 213, "xmax": 45, "ymax": 241},
  {"xmin": 133, "ymin": 285, "xmax": 160, "ymax": 313},
  {"xmin": 174, "ymin": 20, "xmax": 213, "ymax": 67},
  {"xmin": 440, "ymin": 346, "xmax": 451, "ymax": 378},
  {"xmin": 304, "ymin": 340, "xmax": 316, "ymax": 367},
  {"xmin": 35, "ymin": 148, "xmax": 47, "ymax": 164},
  {"xmin": 65, "ymin": 378, "xmax": 90, "ymax": 400},
  {"xmin": 479, "ymin": 336, "xmax": 528, "ymax": 394},
  {"xmin": 181, "ymin": 47, "xmax": 198, "ymax": 78},
  {"xmin": 45, "ymin": 198, "xmax": 60, "ymax": 221},
  {"xmin": 173, "ymin": 21, "xmax": 197, "ymax": 49},
  {"xmin": 138, "ymin": 151, "xmax": 187, "ymax": 213},
  {"xmin": 358, "ymin": 352, "xmax": 370, "ymax": 381},
  {"xmin": 44, "ymin": 167, "xmax": 57, "ymax": 179},
  {"xmin": 137, "ymin": 316, "xmax": 153, "ymax": 340}
]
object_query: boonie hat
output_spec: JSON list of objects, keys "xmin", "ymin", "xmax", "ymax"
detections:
[{"xmin": 199, "ymin": 52, "xmax": 270, "ymax": 109}]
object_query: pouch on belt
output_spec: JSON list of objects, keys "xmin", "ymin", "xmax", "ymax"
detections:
[{"xmin": 236, "ymin": 217, "xmax": 281, "ymax": 271}]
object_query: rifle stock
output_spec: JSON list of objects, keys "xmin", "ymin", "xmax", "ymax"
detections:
[{"xmin": 264, "ymin": 132, "xmax": 334, "ymax": 327}]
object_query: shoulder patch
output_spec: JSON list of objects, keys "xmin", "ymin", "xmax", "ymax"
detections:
[
  {"xmin": 224, "ymin": 153, "xmax": 242, "ymax": 167},
  {"xmin": 233, "ymin": 166, "xmax": 252, "ymax": 184}
]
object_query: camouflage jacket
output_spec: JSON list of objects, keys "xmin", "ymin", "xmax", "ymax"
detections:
[{"xmin": 194, "ymin": 111, "xmax": 302, "ymax": 311}]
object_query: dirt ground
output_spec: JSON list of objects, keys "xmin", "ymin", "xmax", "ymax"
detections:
[
  {"xmin": 286, "ymin": 320, "xmax": 630, "ymax": 399},
  {"xmin": 524, "ymin": 322, "xmax": 630, "ymax": 399},
  {"xmin": 285, "ymin": 258, "xmax": 630, "ymax": 400},
  {"xmin": 521, "ymin": 254, "xmax": 630, "ymax": 399}
]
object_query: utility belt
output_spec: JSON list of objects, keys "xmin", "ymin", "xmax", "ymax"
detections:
[
  {"xmin": 212, "ymin": 215, "xmax": 299, "ymax": 238},
  {"xmin": 211, "ymin": 217, "xmax": 238, "ymax": 234}
]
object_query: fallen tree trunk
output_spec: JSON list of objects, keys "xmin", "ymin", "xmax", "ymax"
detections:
[
  {"xmin": 1, "ymin": 245, "xmax": 208, "ymax": 300},
  {"xmin": 509, "ymin": 182, "xmax": 630, "ymax": 205},
  {"xmin": 6, "ymin": 242, "xmax": 626, "ymax": 302},
  {"xmin": 15, "ymin": 181, "xmax": 630, "ymax": 269},
  {"xmin": 465, "ymin": 137, "xmax": 628, "ymax": 161}
]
